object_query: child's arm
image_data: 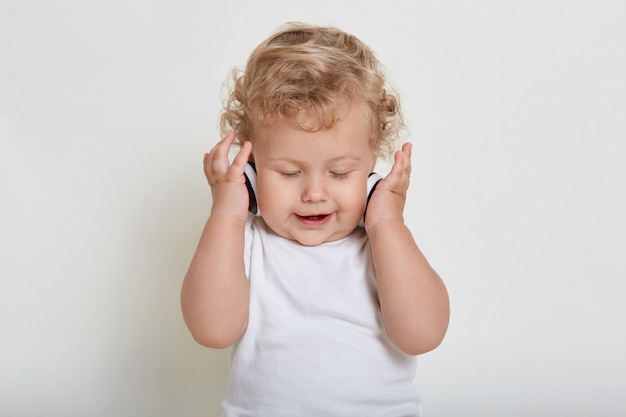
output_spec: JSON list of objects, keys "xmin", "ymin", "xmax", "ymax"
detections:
[
  {"xmin": 365, "ymin": 143, "xmax": 450, "ymax": 355},
  {"xmin": 181, "ymin": 132, "xmax": 252, "ymax": 348}
]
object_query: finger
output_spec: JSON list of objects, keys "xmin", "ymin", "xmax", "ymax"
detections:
[
  {"xmin": 227, "ymin": 141, "xmax": 253, "ymax": 181},
  {"xmin": 401, "ymin": 142, "xmax": 412, "ymax": 178},
  {"xmin": 203, "ymin": 153, "xmax": 212, "ymax": 184},
  {"xmin": 203, "ymin": 132, "xmax": 237, "ymax": 184},
  {"xmin": 210, "ymin": 131, "xmax": 237, "ymax": 176},
  {"xmin": 389, "ymin": 148, "xmax": 406, "ymax": 180},
  {"xmin": 387, "ymin": 143, "xmax": 416, "ymax": 193},
  {"xmin": 214, "ymin": 130, "xmax": 237, "ymax": 152},
  {"xmin": 391, "ymin": 143, "xmax": 412, "ymax": 179}
]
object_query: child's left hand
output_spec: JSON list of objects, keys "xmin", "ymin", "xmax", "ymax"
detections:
[{"xmin": 363, "ymin": 142, "xmax": 412, "ymax": 232}]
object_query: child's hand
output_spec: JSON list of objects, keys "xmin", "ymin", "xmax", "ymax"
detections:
[
  {"xmin": 203, "ymin": 131, "xmax": 253, "ymax": 223},
  {"xmin": 364, "ymin": 142, "xmax": 412, "ymax": 232}
]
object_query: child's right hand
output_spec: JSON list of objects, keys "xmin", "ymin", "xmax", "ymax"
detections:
[{"xmin": 203, "ymin": 131, "xmax": 253, "ymax": 223}]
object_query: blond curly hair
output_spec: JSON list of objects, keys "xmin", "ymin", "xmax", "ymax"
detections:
[{"xmin": 220, "ymin": 22, "xmax": 405, "ymax": 159}]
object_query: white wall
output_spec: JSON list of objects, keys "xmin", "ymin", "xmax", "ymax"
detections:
[{"xmin": 1, "ymin": 1, "xmax": 624, "ymax": 416}]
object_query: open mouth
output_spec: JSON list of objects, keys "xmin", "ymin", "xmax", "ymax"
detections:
[
  {"xmin": 296, "ymin": 214, "xmax": 331, "ymax": 224},
  {"xmin": 304, "ymin": 215, "xmax": 328, "ymax": 220}
]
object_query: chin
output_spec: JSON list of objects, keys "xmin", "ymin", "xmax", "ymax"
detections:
[
  {"xmin": 296, "ymin": 230, "xmax": 354, "ymax": 246},
  {"xmin": 294, "ymin": 236, "xmax": 328, "ymax": 247}
]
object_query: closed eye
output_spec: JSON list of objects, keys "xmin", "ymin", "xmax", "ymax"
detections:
[
  {"xmin": 330, "ymin": 171, "xmax": 351, "ymax": 179},
  {"xmin": 279, "ymin": 171, "xmax": 301, "ymax": 178}
]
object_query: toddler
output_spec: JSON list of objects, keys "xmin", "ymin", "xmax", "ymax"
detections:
[{"xmin": 181, "ymin": 22, "xmax": 449, "ymax": 417}]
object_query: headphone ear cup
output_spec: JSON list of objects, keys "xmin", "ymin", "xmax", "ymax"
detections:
[
  {"xmin": 244, "ymin": 162, "xmax": 260, "ymax": 216},
  {"xmin": 360, "ymin": 173, "xmax": 383, "ymax": 228}
]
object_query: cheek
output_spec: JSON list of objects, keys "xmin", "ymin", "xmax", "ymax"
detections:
[
  {"xmin": 256, "ymin": 176, "xmax": 292, "ymax": 213},
  {"xmin": 333, "ymin": 180, "xmax": 368, "ymax": 211}
]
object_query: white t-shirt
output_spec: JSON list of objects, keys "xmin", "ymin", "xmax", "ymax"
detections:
[{"xmin": 221, "ymin": 216, "xmax": 422, "ymax": 417}]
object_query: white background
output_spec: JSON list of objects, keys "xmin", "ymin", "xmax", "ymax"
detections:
[{"xmin": 1, "ymin": 1, "xmax": 625, "ymax": 416}]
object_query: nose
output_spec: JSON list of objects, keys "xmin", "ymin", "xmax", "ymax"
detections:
[{"xmin": 301, "ymin": 175, "xmax": 328, "ymax": 203}]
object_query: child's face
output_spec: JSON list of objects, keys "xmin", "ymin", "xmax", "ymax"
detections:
[{"xmin": 254, "ymin": 105, "xmax": 377, "ymax": 246}]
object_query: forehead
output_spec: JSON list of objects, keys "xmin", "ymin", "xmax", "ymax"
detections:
[{"xmin": 254, "ymin": 104, "xmax": 374, "ymax": 162}]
